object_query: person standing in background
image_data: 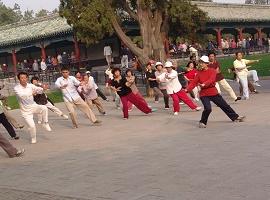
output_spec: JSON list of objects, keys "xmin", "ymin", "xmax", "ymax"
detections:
[{"xmin": 104, "ymin": 43, "xmax": 112, "ymax": 67}]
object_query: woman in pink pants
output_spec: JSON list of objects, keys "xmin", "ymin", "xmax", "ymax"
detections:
[
  {"xmin": 110, "ymin": 68, "xmax": 153, "ymax": 119},
  {"xmin": 158, "ymin": 61, "xmax": 201, "ymax": 116}
]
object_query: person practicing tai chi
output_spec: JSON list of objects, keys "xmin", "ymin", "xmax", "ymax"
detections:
[
  {"xmin": 0, "ymin": 131, "xmax": 25, "ymax": 158},
  {"xmin": 14, "ymin": 72, "xmax": 52, "ymax": 144},
  {"xmin": 77, "ymin": 73, "xmax": 106, "ymax": 115},
  {"xmin": 187, "ymin": 56, "xmax": 245, "ymax": 128},
  {"xmin": 157, "ymin": 61, "xmax": 201, "ymax": 116},
  {"xmin": 233, "ymin": 52, "xmax": 261, "ymax": 100},
  {"xmin": 110, "ymin": 68, "xmax": 155, "ymax": 119},
  {"xmin": 0, "ymin": 100, "xmax": 20, "ymax": 140},
  {"xmin": 30, "ymin": 77, "xmax": 69, "ymax": 123},
  {"xmin": 55, "ymin": 66, "xmax": 101, "ymax": 128},
  {"xmin": 208, "ymin": 52, "xmax": 241, "ymax": 102}
]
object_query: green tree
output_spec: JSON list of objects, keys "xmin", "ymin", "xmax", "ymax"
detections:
[
  {"xmin": 23, "ymin": 9, "xmax": 34, "ymax": 21},
  {"xmin": 60, "ymin": 0, "xmax": 208, "ymax": 63},
  {"xmin": 35, "ymin": 9, "xmax": 49, "ymax": 18},
  {"xmin": 0, "ymin": 1, "xmax": 21, "ymax": 25},
  {"xmin": 52, "ymin": 8, "xmax": 59, "ymax": 14}
]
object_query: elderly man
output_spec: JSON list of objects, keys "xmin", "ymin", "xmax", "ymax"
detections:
[
  {"xmin": 233, "ymin": 52, "xmax": 260, "ymax": 100},
  {"xmin": 0, "ymin": 132, "xmax": 24, "ymax": 158},
  {"xmin": 55, "ymin": 66, "xmax": 101, "ymax": 128}
]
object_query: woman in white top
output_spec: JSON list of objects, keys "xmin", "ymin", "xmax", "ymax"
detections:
[{"xmin": 158, "ymin": 61, "xmax": 201, "ymax": 116}]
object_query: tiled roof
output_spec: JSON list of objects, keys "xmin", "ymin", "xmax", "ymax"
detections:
[
  {"xmin": 195, "ymin": 1, "xmax": 270, "ymax": 22},
  {"xmin": 0, "ymin": 14, "xmax": 73, "ymax": 48}
]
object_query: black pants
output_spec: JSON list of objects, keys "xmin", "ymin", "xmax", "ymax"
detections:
[
  {"xmin": 200, "ymin": 94, "xmax": 239, "ymax": 125},
  {"xmin": 0, "ymin": 113, "xmax": 17, "ymax": 138},
  {"xmin": 160, "ymin": 89, "xmax": 170, "ymax": 108},
  {"xmin": 96, "ymin": 89, "xmax": 107, "ymax": 100}
]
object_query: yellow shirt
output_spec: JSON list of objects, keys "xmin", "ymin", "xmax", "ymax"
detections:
[{"xmin": 233, "ymin": 59, "xmax": 252, "ymax": 77}]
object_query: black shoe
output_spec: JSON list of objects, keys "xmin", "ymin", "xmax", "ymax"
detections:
[
  {"xmin": 235, "ymin": 97, "xmax": 241, "ymax": 102},
  {"xmin": 12, "ymin": 136, "xmax": 20, "ymax": 140}
]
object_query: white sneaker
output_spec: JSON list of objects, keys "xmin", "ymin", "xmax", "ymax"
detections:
[
  {"xmin": 179, "ymin": 102, "xmax": 184, "ymax": 105},
  {"xmin": 37, "ymin": 120, "xmax": 42, "ymax": 124},
  {"xmin": 199, "ymin": 122, "xmax": 207, "ymax": 128},
  {"xmin": 62, "ymin": 114, "xmax": 69, "ymax": 119},
  {"xmin": 195, "ymin": 106, "xmax": 202, "ymax": 111},
  {"xmin": 6, "ymin": 106, "xmax": 11, "ymax": 110},
  {"xmin": 195, "ymin": 98, "xmax": 200, "ymax": 102},
  {"xmin": 174, "ymin": 112, "xmax": 179, "ymax": 116},
  {"xmin": 42, "ymin": 123, "xmax": 52, "ymax": 132},
  {"xmin": 254, "ymin": 82, "xmax": 261, "ymax": 87},
  {"xmin": 31, "ymin": 138, "xmax": 37, "ymax": 144}
]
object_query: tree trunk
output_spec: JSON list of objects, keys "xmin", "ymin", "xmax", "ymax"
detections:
[{"xmin": 111, "ymin": 2, "xmax": 167, "ymax": 65}]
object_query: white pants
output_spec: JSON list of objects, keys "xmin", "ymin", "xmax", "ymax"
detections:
[
  {"xmin": 121, "ymin": 55, "xmax": 129, "ymax": 68},
  {"xmin": 247, "ymin": 70, "xmax": 259, "ymax": 82},
  {"xmin": 238, "ymin": 70, "xmax": 259, "ymax": 99},
  {"xmin": 238, "ymin": 75, "xmax": 249, "ymax": 99},
  {"xmin": 37, "ymin": 102, "xmax": 63, "ymax": 122},
  {"xmin": 21, "ymin": 104, "xmax": 48, "ymax": 140}
]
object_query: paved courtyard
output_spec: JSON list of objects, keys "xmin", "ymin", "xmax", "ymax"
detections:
[{"xmin": 1, "ymin": 80, "xmax": 270, "ymax": 200}]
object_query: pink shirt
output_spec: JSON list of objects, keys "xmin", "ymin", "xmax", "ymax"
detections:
[{"xmin": 77, "ymin": 79, "xmax": 98, "ymax": 100}]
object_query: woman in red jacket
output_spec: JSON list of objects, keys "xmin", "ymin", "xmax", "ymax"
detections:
[{"xmin": 186, "ymin": 56, "xmax": 245, "ymax": 128}]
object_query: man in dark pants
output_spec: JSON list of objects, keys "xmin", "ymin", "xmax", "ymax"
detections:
[
  {"xmin": 0, "ymin": 132, "xmax": 24, "ymax": 158},
  {"xmin": 187, "ymin": 56, "xmax": 245, "ymax": 128},
  {"xmin": 0, "ymin": 102, "xmax": 19, "ymax": 140}
]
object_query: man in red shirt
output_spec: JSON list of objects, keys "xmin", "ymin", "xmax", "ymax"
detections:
[
  {"xmin": 187, "ymin": 56, "xmax": 245, "ymax": 128},
  {"xmin": 208, "ymin": 52, "xmax": 241, "ymax": 102}
]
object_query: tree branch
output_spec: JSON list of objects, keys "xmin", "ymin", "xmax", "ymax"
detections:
[
  {"xmin": 110, "ymin": 14, "xmax": 144, "ymax": 58},
  {"xmin": 122, "ymin": 0, "xmax": 138, "ymax": 20}
]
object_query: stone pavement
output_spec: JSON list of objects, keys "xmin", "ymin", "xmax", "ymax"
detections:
[{"xmin": 0, "ymin": 80, "xmax": 270, "ymax": 200}]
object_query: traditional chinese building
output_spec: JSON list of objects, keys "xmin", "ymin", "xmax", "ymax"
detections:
[{"xmin": 0, "ymin": 1, "xmax": 270, "ymax": 72}]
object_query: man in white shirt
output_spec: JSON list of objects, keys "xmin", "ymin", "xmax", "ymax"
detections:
[
  {"xmin": 104, "ymin": 44, "xmax": 112, "ymax": 66},
  {"xmin": 158, "ymin": 61, "xmax": 201, "ymax": 115},
  {"xmin": 55, "ymin": 66, "xmax": 101, "ymax": 128},
  {"xmin": 233, "ymin": 52, "xmax": 260, "ymax": 100},
  {"xmin": 14, "ymin": 72, "xmax": 51, "ymax": 144}
]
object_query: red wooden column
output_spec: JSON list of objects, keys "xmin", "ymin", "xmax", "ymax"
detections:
[
  {"xmin": 73, "ymin": 36, "xmax": 81, "ymax": 61},
  {"xmin": 215, "ymin": 28, "xmax": 222, "ymax": 48},
  {"xmin": 257, "ymin": 27, "xmax": 262, "ymax": 40},
  {"xmin": 12, "ymin": 50, "xmax": 17, "ymax": 73},
  {"xmin": 237, "ymin": 28, "xmax": 243, "ymax": 41},
  {"xmin": 41, "ymin": 43, "xmax": 46, "ymax": 59}
]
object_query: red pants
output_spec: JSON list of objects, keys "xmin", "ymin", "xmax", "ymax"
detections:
[
  {"xmin": 128, "ymin": 92, "xmax": 147, "ymax": 111},
  {"xmin": 120, "ymin": 92, "xmax": 152, "ymax": 118},
  {"xmin": 170, "ymin": 90, "xmax": 197, "ymax": 112}
]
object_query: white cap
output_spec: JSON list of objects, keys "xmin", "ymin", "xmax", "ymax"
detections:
[
  {"xmin": 85, "ymin": 71, "xmax": 91, "ymax": 74},
  {"xmin": 199, "ymin": 56, "xmax": 209, "ymax": 63},
  {"xmin": 164, "ymin": 61, "xmax": 173, "ymax": 68},
  {"xmin": 155, "ymin": 62, "xmax": 163, "ymax": 67}
]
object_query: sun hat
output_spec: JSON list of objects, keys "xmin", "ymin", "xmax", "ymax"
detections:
[
  {"xmin": 155, "ymin": 61, "xmax": 163, "ymax": 67},
  {"xmin": 164, "ymin": 61, "xmax": 173, "ymax": 68},
  {"xmin": 199, "ymin": 55, "xmax": 209, "ymax": 63}
]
